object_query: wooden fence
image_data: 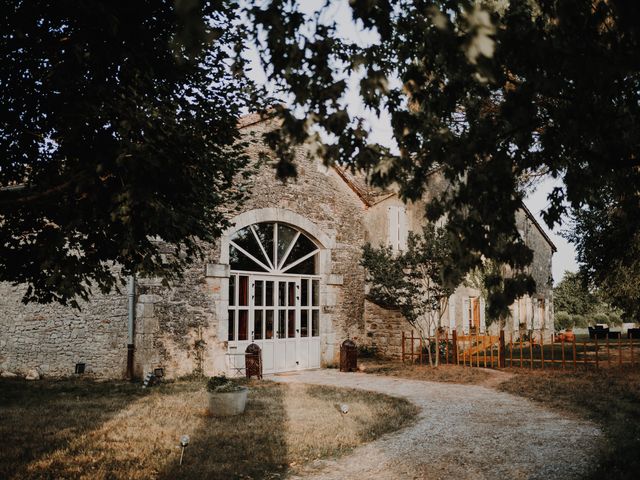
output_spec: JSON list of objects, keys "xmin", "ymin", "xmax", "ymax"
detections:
[{"xmin": 401, "ymin": 330, "xmax": 640, "ymax": 370}]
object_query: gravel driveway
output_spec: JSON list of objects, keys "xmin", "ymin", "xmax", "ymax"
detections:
[{"xmin": 272, "ymin": 370, "xmax": 601, "ymax": 480}]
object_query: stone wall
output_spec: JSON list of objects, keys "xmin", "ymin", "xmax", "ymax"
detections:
[
  {"xmin": 0, "ymin": 118, "xmax": 556, "ymax": 378},
  {"xmin": 0, "ymin": 117, "xmax": 369, "ymax": 379},
  {"xmin": 0, "ymin": 283, "xmax": 128, "ymax": 378},
  {"xmin": 131, "ymin": 118, "xmax": 369, "ymax": 377},
  {"xmin": 362, "ymin": 300, "xmax": 405, "ymax": 359}
]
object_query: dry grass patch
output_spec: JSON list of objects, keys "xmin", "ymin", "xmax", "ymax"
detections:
[
  {"xmin": 0, "ymin": 377, "xmax": 417, "ymax": 480},
  {"xmin": 499, "ymin": 369, "xmax": 640, "ymax": 480},
  {"xmin": 359, "ymin": 358, "xmax": 494, "ymax": 384}
]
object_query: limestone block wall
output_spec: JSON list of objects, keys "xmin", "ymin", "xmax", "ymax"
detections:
[
  {"xmin": 131, "ymin": 118, "xmax": 370, "ymax": 377},
  {"xmin": 133, "ymin": 260, "xmax": 220, "ymax": 379},
  {"xmin": 0, "ymin": 283, "xmax": 128, "ymax": 378},
  {"xmin": 363, "ymin": 300, "xmax": 405, "ymax": 359},
  {"xmin": 219, "ymin": 119, "xmax": 368, "ymax": 360}
]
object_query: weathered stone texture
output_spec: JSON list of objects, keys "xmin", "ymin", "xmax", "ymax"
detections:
[
  {"xmin": 363, "ymin": 300, "xmax": 405, "ymax": 359},
  {"xmin": 0, "ymin": 119, "xmax": 555, "ymax": 378},
  {"xmin": 0, "ymin": 283, "xmax": 127, "ymax": 378}
]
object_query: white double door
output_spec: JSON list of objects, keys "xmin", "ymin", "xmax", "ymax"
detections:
[{"xmin": 233, "ymin": 274, "xmax": 321, "ymax": 374}]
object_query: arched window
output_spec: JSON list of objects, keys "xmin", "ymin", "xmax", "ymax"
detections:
[{"xmin": 229, "ymin": 222, "xmax": 320, "ymax": 275}]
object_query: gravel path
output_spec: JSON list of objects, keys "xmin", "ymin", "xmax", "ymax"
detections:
[{"xmin": 272, "ymin": 370, "xmax": 601, "ymax": 480}]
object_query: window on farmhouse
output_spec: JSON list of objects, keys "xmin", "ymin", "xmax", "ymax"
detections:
[{"xmin": 387, "ymin": 206, "xmax": 407, "ymax": 252}]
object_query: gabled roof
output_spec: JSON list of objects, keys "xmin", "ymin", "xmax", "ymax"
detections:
[
  {"xmin": 520, "ymin": 202, "xmax": 558, "ymax": 252},
  {"xmin": 236, "ymin": 112, "xmax": 558, "ymax": 252}
]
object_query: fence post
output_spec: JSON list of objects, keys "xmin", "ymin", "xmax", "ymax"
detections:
[
  {"xmin": 529, "ymin": 333, "xmax": 534, "ymax": 370},
  {"xmin": 410, "ymin": 331, "xmax": 414, "ymax": 364},
  {"xmin": 445, "ymin": 331, "xmax": 449, "ymax": 365},
  {"xmin": 483, "ymin": 334, "xmax": 487, "ymax": 368},
  {"xmin": 572, "ymin": 335, "xmax": 577, "ymax": 371},
  {"xmin": 520, "ymin": 334, "xmax": 524, "ymax": 368},
  {"xmin": 595, "ymin": 335, "xmax": 599, "ymax": 369},
  {"xmin": 509, "ymin": 332, "xmax": 513, "ymax": 368},
  {"xmin": 499, "ymin": 330, "xmax": 505, "ymax": 368},
  {"xmin": 618, "ymin": 335, "xmax": 622, "ymax": 367},
  {"xmin": 541, "ymin": 332, "xmax": 545, "ymax": 370},
  {"xmin": 452, "ymin": 330, "xmax": 458, "ymax": 365},
  {"xmin": 402, "ymin": 331, "xmax": 405, "ymax": 364}
]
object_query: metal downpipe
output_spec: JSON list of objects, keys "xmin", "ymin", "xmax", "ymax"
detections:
[{"xmin": 126, "ymin": 274, "xmax": 136, "ymax": 380}]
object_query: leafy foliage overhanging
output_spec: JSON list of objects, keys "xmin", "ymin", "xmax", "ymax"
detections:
[
  {"xmin": 0, "ymin": 1, "xmax": 257, "ymax": 307},
  {"xmin": 250, "ymin": 0, "xmax": 640, "ymax": 317}
]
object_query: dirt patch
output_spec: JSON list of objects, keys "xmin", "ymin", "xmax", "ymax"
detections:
[
  {"xmin": 358, "ymin": 359, "xmax": 494, "ymax": 384},
  {"xmin": 273, "ymin": 369, "xmax": 602, "ymax": 480}
]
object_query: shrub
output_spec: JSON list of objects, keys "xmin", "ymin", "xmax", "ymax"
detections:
[
  {"xmin": 593, "ymin": 313, "xmax": 609, "ymax": 325},
  {"xmin": 607, "ymin": 313, "xmax": 623, "ymax": 326},
  {"xmin": 207, "ymin": 375, "xmax": 243, "ymax": 393},
  {"xmin": 571, "ymin": 314, "xmax": 589, "ymax": 328},
  {"xmin": 555, "ymin": 311, "xmax": 573, "ymax": 330}
]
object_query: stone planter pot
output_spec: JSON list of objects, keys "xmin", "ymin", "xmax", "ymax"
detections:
[{"xmin": 208, "ymin": 387, "xmax": 248, "ymax": 416}]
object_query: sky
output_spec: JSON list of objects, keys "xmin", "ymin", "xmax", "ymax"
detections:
[
  {"xmin": 524, "ymin": 180, "xmax": 578, "ymax": 284},
  {"xmin": 245, "ymin": 0, "xmax": 579, "ymax": 285}
]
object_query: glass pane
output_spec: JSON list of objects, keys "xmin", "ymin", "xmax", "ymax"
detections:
[
  {"xmin": 301, "ymin": 279, "xmax": 309, "ymax": 306},
  {"xmin": 230, "ymin": 244, "xmax": 268, "ymax": 272},
  {"xmin": 239, "ymin": 276, "xmax": 249, "ymax": 306},
  {"xmin": 312, "ymin": 309, "xmax": 319, "ymax": 336},
  {"xmin": 227, "ymin": 310, "xmax": 235, "ymax": 341},
  {"xmin": 286, "ymin": 254, "xmax": 317, "ymax": 275},
  {"xmin": 288, "ymin": 310, "xmax": 296, "ymax": 338},
  {"xmin": 277, "ymin": 223, "xmax": 297, "ymax": 266},
  {"xmin": 231, "ymin": 226, "xmax": 268, "ymax": 265},
  {"xmin": 255, "ymin": 281, "xmax": 263, "ymax": 306},
  {"xmin": 229, "ymin": 275, "xmax": 235, "ymax": 306},
  {"xmin": 277, "ymin": 310, "xmax": 286, "ymax": 338},
  {"xmin": 288, "ymin": 281, "xmax": 296, "ymax": 306},
  {"xmin": 312, "ymin": 280, "xmax": 319, "ymax": 306},
  {"xmin": 265, "ymin": 310, "xmax": 274, "ymax": 339},
  {"xmin": 254, "ymin": 310, "xmax": 263, "ymax": 340},
  {"xmin": 266, "ymin": 281, "xmax": 274, "ymax": 306},
  {"xmin": 278, "ymin": 281, "xmax": 286, "ymax": 306},
  {"xmin": 253, "ymin": 223, "xmax": 275, "ymax": 266},
  {"xmin": 283, "ymin": 234, "xmax": 317, "ymax": 269},
  {"xmin": 301, "ymin": 310, "xmax": 309, "ymax": 337},
  {"xmin": 238, "ymin": 310, "xmax": 248, "ymax": 341}
]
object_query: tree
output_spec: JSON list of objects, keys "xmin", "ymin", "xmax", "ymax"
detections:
[
  {"xmin": 565, "ymin": 194, "xmax": 640, "ymax": 322},
  {"xmin": 553, "ymin": 270, "xmax": 624, "ymax": 328},
  {"xmin": 361, "ymin": 223, "xmax": 455, "ymax": 366},
  {"xmin": 250, "ymin": 0, "xmax": 640, "ymax": 317},
  {"xmin": 553, "ymin": 271, "xmax": 597, "ymax": 317},
  {"xmin": 0, "ymin": 1, "xmax": 256, "ymax": 307}
]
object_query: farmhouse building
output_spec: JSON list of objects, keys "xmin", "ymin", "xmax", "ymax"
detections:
[{"xmin": 0, "ymin": 115, "xmax": 556, "ymax": 379}]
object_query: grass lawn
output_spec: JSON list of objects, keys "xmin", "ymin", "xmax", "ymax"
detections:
[
  {"xmin": 499, "ymin": 369, "xmax": 640, "ymax": 480},
  {"xmin": 0, "ymin": 377, "xmax": 417, "ymax": 480},
  {"xmin": 358, "ymin": 358, "xmax": 493, "ymax": 384}
]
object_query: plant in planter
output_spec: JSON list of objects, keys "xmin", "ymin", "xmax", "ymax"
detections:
[{"xmin": 206, "ymin": 375, "xmax": 248, "ymax": 417}]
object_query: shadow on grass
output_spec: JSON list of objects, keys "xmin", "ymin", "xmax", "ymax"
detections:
[
  {"xmin": 159, "ymin": 380, "xmax": 289, "ymax": 480},
  {"xmin": 499, "ymin": 369, "xmax": 640, "ymax": 480},
  {"xmin": 0, "ymin": 377, "xmax": 144, "ymax": 479},
  {"xmin": 1, "ymin": 377, "xmax": 416, "ymax": 479}
]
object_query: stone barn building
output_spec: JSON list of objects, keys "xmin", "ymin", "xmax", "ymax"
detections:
[{"xmin": 0, "ymin": 115, "xmax": 556, "ymax": 379}]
